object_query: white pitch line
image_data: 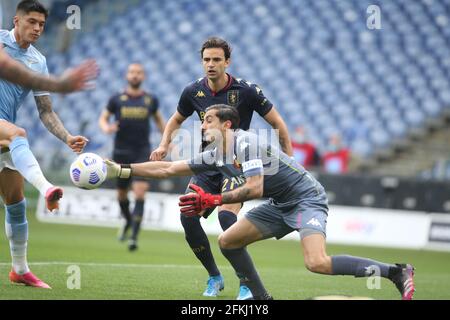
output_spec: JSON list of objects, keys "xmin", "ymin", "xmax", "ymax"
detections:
[{"xmin": 0, "ymin": 261, "xmax": 233, "ymax": 269}]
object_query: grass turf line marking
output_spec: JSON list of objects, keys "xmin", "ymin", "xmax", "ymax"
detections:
[{"xmin": 0, "ymin": 261, "xmax": 233, "ymax": 269}]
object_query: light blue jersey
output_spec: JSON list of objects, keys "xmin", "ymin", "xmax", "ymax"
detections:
[{"xmin": 0, "ymin": 29, "xmax": 49, "ymax": 123}]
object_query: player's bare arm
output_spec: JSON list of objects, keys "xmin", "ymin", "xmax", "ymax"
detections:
[
  {"xmin": 263, "ymin": 107, "xmax": 293, "ymax": 157},
  {"xmin": 106, "ymin": 159, "xmax": 194, "ymax": 179},
  {"xmin": 52, "ymin": 60, "xmax": 98, "ymax": 93},
  {"xmin": 221, "ymin": 175, "xmax": 263, "ymax": 203},
  {"xmin": 0, "ymin": 47, "xmax": 97, "ymax": 93},
  {"xmin": 35, "ymin": 95, "xmax": 69, "ymax": 142},
  {"xmin": 35, "ymin": 95, "xmax": 88, "ymax": 153},
  {"xmin": 153, "ymin": 110, "xmax": 166, "ymax": 134},
  {"xmin": 98, "ymin": 110, "xmax": 118, "ymax": 134},
  {"xmin": 150, "ymin": 111, "xmax": 186, "ymax": 160}
]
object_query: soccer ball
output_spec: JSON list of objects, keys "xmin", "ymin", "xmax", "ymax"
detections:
[{"xmin": 69, "ymin": 153, "xmax": 107, "ymax": 190}]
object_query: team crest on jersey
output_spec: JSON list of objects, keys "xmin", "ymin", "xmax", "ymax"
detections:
[
  {"xmin": 227, "ymin": 90, "xmax": 239, "ymax": 106},
  {"xmin": 144, "ymin": 96, "xmax": 152, "ymax": 105},
  {"xmin": 120, "ymin": 95, "xmax": 129, "ymax": 101}
]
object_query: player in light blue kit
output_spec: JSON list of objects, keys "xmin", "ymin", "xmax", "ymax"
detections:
[
  {"xmin": 106, "ymin": 105, "xmax": 416, "ymax": 300},
  {"xmin": 0, "ymin": 1, "xmax": 90, "ymax": 289}
]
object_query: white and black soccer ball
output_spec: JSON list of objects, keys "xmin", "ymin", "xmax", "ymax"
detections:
[{"xmin": 69, "ymin": 153, "xmax": 107, "ymax": 190}]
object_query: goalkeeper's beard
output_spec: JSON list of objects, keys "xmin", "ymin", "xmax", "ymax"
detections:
[{"xmin": 203, "ymin": 128, "xmax": 224, "ymax": 147}]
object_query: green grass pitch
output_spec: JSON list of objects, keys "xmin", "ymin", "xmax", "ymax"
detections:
[{"xmin": 1, "ymin": 188, "xmax": 449, "ymax": 300}]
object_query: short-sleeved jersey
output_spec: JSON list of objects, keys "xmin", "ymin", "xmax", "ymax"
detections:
[
  {"xmin": 188, "ymin": 130, "xmax": 327, "ymax": 207},
  {"xmin": 106, "ymin": 91, "xmax": 159, "ymax": 150},
  {"xmin": 177, "ymin": 74, "xmax": 273, "ymax": 130},
  {"xmin": 0, "ymin": 29, "xmax": 49, "ymax": 123}
]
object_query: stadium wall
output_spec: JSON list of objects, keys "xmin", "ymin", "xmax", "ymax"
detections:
[
  {"xmin": 317, "ymin": 173, "xmax": 450, "ymax": 214},
  {"xmin": 36, "ymin": 187, "xmax": 449, "ymax": 252},
  {"xmin": 98, "ymin": 173, "xmax": 450, "ymax": 214}
]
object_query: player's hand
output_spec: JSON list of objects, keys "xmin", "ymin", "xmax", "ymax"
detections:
[
  {"xmin": 104, "ymin": 159, "xmax": 120, "ymax": 179},
  {"xmin": 104, "ymin": 159, "xmax": 132, "ymax": 179},
  {"xmin": 67, "ymin": 135, "xmax": 89, "ymax": 154},
  {"xmin": 105, "ymin": 121, "xmax": 119, "ymax": 134},
  {"xmin": 178, "ymin": 184, "xmax": 222, "ymax": 217},
  {"xmin": 150, "ymin": 145, "xmax": 168, "ymax": 161},
  {"xmin": 57, "ymin": 60, "xmax": 99, "ymax": 93}
]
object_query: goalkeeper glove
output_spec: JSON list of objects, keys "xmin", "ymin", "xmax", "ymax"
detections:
[
  {"xmin": 104, "ymin": 159, "xmax": 132, "ymax": 179},
  {"xmin": 178, "ymin": 184, "xmax": 222, "ymax": 217}
]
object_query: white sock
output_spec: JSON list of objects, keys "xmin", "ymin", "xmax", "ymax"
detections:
[
  {"xmin": 30, "ymin": 177, "xmax": 53, "ymax": 196},
  {"xmin": 9, "ymin": 136, "xmax": 53, "ymax": 196},
  {"xmin": 10, "ymin": 242, "xmax": 30, "ymax": 275},
  {"xmin": 5, "ymin": 200, "xmax": 30, "ymax": 275},
  {"xmin": 6, "ymin": 222, "xmax": 30, "ymax": 275}
]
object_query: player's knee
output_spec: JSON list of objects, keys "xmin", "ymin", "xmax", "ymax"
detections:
[
  {"xmin": 218, "ymin": 233, "xmax": 238, "ymax": 250},
  {"xmin": 134, "ymin": 194, "xmax": 145, "ymax": 201},
  {"xmin": 133, "ymin": 184, "xmax": 148, "ymax": 199},
  {"xmin": 218, "ymin": 233, "xmax": 230, "ymax": 249},
  {"xmin": 304, "ymin": 255, "xmax": 329, "ymax": 273}
]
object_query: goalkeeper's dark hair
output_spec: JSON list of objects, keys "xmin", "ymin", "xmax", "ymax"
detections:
[
  {"xmin": 206, "ymin": 104, "xmax": 240, "ymax": 129},
  {"xmin": 200, "ymin": 37, "xmax": 232, "ymax": 60},
  {"xmin": 16, "ymin": 0, "xmax": 49, "ymax": 19}
]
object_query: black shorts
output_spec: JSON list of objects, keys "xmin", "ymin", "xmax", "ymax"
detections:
[
  {"xmin": 184, "ymin": 171, "xmax": 244, "ymax": 219},
  {"xmin": 113, "ymin": 147, "xmax": 150, "ymax": 189}
]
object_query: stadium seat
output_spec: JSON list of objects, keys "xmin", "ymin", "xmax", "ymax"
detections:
[{"xmin": 15, "ymin": 0, "xmax": 449, "ymax": 167}]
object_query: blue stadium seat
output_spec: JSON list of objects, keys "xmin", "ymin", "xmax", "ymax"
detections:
[{"xmin": 13, "ymin": 0, "xmax": 447, "ymax": 163}]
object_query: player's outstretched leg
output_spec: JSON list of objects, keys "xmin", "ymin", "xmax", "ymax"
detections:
[
  {"xmin": 302, "ymin": 233, "xmax": 415, "ymax": 300},
  {"xmin": 330, "ymin": 256, "xmax": 415, "ymax": 300},
  {"xmin": 180, "ymin": 213, "xmax": 223, "ymax": 297},
  {"xmin": 6, "ymin": 129, "xmax": 61, "ymax": 212},
  {"xmin": 330, "ymin": 256, "xmax": 415, "ymax": 299},
  {"xmin": 5, "ymin": 198, "xmax": 50, "ymax": 289},
  {"xmin": 389, "ymin": 264, "xmax": 415, "ymax": 300}
]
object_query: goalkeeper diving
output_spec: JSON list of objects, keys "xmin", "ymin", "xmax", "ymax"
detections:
[{"xmin": 105, "ymin": 104, "xmax": 415, "ymax": 300}]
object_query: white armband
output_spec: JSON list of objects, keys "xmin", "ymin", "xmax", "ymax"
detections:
[{"xmin": 242, "ymin": 159, "xmax": 263, "ymax": 173}]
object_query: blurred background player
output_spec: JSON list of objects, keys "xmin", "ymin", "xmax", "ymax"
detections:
[
  {"xmin": 99, "ymin": 63, "xmax": 165, "ymax": 251},
  {"xmin": 291, "ymin": 126, "xmax": 320, "ymax": 170},
  {"xmin": 150, "ymin": 37, "xmax": 293, "ymax": 299},
  {"xmin": 0, "ymin": 0, "xmax": 89, "ymax": 289}
]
